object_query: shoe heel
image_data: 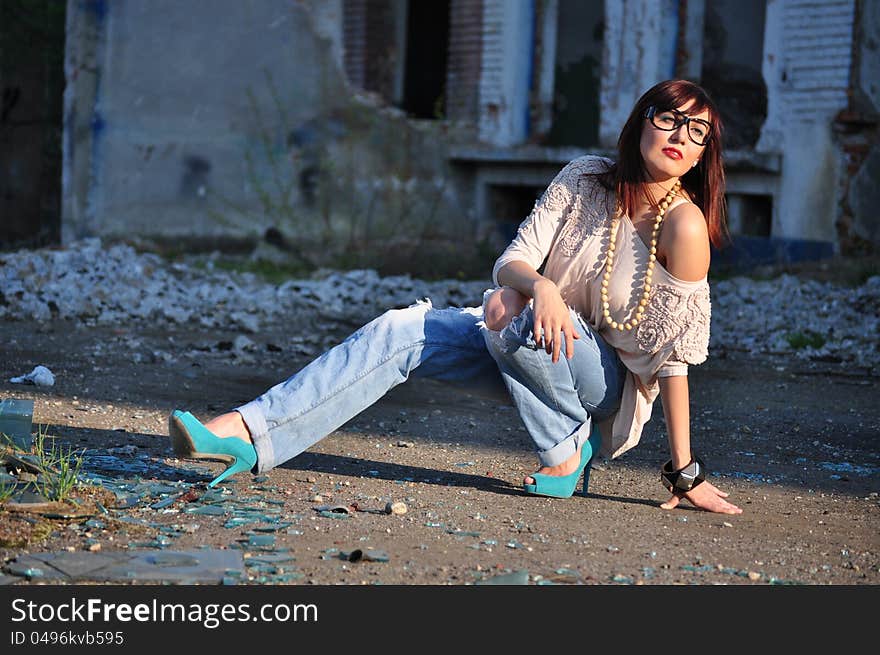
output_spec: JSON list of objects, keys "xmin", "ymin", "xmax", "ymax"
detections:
[
  {"xmin": 169, "ymin": 410, "xmax": 257, "ymax": 487},
  {"xmin": 582, "ymin": 424, "xmax": 603, "ymax": 496},
  {"xmin": 208, "ymin": 458, "xmax": 252, "ymax": 488}
]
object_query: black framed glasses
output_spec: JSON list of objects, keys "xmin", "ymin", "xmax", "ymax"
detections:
[{"xmin": 645, "ymin": 106, "xmax": 712, "ymax": 146}]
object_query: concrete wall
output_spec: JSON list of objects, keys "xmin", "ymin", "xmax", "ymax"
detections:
[
  {"xmin": 758, "ymin": 0, "xmax": 855, "ymax": 243},
  {"xmin": 62, "ymin": 0, "xmax": 476, "ymax": 272},
  {"xmin": 60, "ymin": 0, "xmax": 879, "ymax": 262}
]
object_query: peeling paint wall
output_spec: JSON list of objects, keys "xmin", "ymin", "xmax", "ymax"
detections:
[
  {"xmin": 599, "ymin": 0, "xmax": 677, "ymax": 147},
  {"xmin": 62, "ymin": 0, "xmax": 478, "ymax": 274},
  {"xmin": 759, "ymin": 0, "xmax": 856, "ymax": 243},
  {"xmin": 478, "ymin": 0, "xmax": 533, "ymax": 146}
]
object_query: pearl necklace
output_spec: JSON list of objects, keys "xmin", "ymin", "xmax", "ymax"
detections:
[{"xmin": 601, "ymin": 180, "xmax": 681, "ymax": 331}]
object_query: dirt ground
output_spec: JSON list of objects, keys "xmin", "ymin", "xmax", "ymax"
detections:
[{"xmin": 0, "ymin": 311, "xmax": 878, "ymax": 586}]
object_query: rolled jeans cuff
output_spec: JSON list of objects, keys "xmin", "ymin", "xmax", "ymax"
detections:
[
  {"xmin": 235, "ymin": 400, "xmax": 274, "ymax": 474},
  {"xmin": 537, "ymin": 420, "xmax": 592, "ymax": 467}
]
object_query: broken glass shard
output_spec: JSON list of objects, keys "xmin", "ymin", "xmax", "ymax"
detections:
[{"xmin": 0, "ymin": 399, "xmax": 34, "ymax": 450}]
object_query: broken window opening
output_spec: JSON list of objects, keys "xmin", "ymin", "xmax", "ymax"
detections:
[
  {"xmin": 343, "ymin": 0, "xmax": 401, "ymax": 104},
  {"xmin": 0, "ymin": 0, "xmax": 65, "ymax": 249},
  {"xmin": 544, "ymin": 0, "xmax": 604, "ymax": 147},
  {"xmin": 402, "ymin": 0, "xmax": 450, "ymax": 119},
  {"xmin": 727, "ymin": 193, "xmax": 773, "ymax": 237},
  {"xmin": 343, "ymin": 0, "xmax": 450, "ymax": 120},
  {"xmin": 700, "ymin": 0, "xmax": 768, "ymax": 150},
  {"xmin": 488, "ymin": 183, "xmax": 546, "ymax": 246}
]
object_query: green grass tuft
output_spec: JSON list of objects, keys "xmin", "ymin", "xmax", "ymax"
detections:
[{"xmin": 784, "ymin": 330, "xmax": 826, "ymax": 350}]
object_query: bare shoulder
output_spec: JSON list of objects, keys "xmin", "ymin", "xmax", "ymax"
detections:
[
  {"xmin": 665, "ymin": 202, "xmax": 709, "ymax": 240},
  {"xmin": 660, "ymin": 202, "xmax": 710, "ymax": 281}
]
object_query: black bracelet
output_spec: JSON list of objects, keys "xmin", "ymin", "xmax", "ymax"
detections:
[{"xmin": 660, "ymin": 456, "xmax": 707, "ymax": 493}]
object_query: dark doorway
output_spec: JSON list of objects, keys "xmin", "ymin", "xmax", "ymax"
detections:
[
  {"xmin": 729, "ymin": 193, "xmax": 773, "ymax": 237},
  {"xmin": 402, "ymin": 0, "xmax": 450, "ymax": 119},
  {"xmin": 546, "ymin": 0, "xmax": 604, "ymax": 147},
  {"xmin": 488, "ymin": 183, "xmax": 545, "ymax": 247},
  {"xmin": 700, "ymin": 0, "xmax": 768, "ymax": 149},
  {"xmin": 0, "ymin": 0, "xmax": 65, "ymax": 249}
]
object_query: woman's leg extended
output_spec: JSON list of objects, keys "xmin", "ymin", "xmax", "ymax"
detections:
[
  {"xmin": 235, "ymin": 301, "xmax": 497, "ymax": 473},
  {"xmin": 482, "ymin": 294, "xmax": 624, "ymax": 467}
]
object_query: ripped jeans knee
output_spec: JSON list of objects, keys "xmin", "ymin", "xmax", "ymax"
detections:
[
  {"xmin": 482, "ymin": 287, "xmax": 530, "ymax": 332},
  {"xmin": 481, "ymin": 292, "xmax": 538, "ymax": 355}
]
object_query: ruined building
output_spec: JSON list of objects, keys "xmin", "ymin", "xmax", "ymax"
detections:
[{"xmin": 1, "ymin": 0, "xmax": 877, "ymax": 272}]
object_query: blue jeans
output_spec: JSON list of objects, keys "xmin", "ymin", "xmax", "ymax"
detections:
[
  {"xmin": 236, "ymin": 298, "xmax": 625, "ymax": 473},
  {"xmin": 482, "ymin": 302, "xmax": 625, "ymax": 466}
]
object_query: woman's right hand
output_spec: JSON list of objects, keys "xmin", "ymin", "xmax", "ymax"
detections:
[{"xmin": 531, "ymin": 278, "xmax": 579, "ymax": 363}]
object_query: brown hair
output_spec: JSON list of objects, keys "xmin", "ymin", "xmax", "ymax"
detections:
[{"xmin": 601, "ymin": 79, "xmax": 728, "ymax": 248}]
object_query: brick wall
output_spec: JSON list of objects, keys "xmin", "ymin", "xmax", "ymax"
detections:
[{"xmin": 342, "ymin": 0, "xmax": 402, "ymax": 103}]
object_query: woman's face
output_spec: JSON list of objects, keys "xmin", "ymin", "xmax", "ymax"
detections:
[{"xmin": 639, "ymin": 99, "xmax": 710, "ymax": 184}]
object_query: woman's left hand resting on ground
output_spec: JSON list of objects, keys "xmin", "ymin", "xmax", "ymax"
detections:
[
  {"xmin": 661, "ymin": 480, "xmax": 743, "ymax": 514},
  {"xmin": 659, "ymin": 376, "xmax": 743, "ymax": 514}
]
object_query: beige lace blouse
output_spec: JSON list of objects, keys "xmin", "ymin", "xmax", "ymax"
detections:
[{"xmin": 492, "ymin": 155, "xmax": 711, "ymax": 459}]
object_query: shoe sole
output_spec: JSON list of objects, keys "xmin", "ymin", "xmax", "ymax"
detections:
[
  {"xmin": 521, "ymin": 470, "xmax": 591, "ymax": 498},
  {"xmin": 168, "ymin": 412, "xmax": 235, "ymax": 464}
]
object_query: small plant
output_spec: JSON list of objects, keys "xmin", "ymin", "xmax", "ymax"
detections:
[
  {"xmin": 212, "ymin": 257, "xmax": 312, "ymax": 285},
  {"xmin": 46, "ymin": 443, "xmax": 83, "ymax": 502},
  {"xmin": 1, "ymin": 426, "xmax": 86, "ymax": 503},
  {"xmin": 30, "ymin": 425, "xmax": 84, "ymax": 503},
  {"xmin": 785, "ymin": 330, "xmax": 826, "ymax": 350},
  {"xmin": 1, "ymin": 431, "xmax": 20, "ymax": 504},
  {"xmin": 0, "ymin": 479, "xmax": 15, "ymax": 503},
  {"xmin": 0, "ymin": 430, "xmax": 26, "ymax": 453}
]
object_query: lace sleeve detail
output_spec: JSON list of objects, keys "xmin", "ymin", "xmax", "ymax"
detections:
[
  {"xmin": 555, "ymin": 161, "xmax": 615, "ymax": 256},
  {"xmin": 492, "ymin": 156, "xmax": 613, "ymax": 284},
  {"xmin": 634, "ymin": 283, "xmax": 711, "ymax": 365}
]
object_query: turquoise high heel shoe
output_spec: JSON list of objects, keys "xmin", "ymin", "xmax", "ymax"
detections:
[
  {"xmin": 168, "ymin": 410, "xmax": 257, "ymax": 488},
  {"xmin": 523, "ymin": 425, "xmax": 602, "ymax": 498}
]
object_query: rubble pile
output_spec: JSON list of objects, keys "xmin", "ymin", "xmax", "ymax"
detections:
[
  {"xmin": 710, "ymin": 274, "xmax": 880, "ymax": 370},
  {"xmin": 1, "ymin": 239, "xmax": 877, "ymax": 371},
  {"xmin": 0, "ymin": 239, "xmax": 490, "ymax": 331}
]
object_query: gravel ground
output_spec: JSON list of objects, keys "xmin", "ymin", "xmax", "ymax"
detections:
[{"xmin": 0, "ymin": 241, "xmax": 877, "ymax": 586}]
